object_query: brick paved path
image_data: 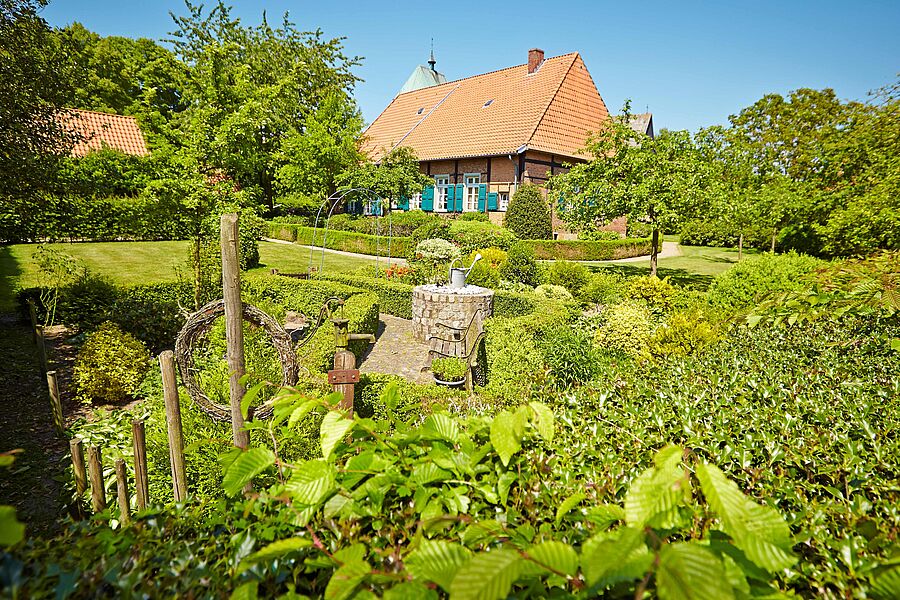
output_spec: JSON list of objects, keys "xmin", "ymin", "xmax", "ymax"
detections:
[{"xmin": 359, "ymin": 314, "xmax": 432, "ymax": 384}]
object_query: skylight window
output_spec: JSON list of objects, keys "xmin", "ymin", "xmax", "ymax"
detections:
[
  {"xmin": 417, "ymin": 107, "xmax": 424, "ymax": 115},
  {"xmin": 483, "ymin": 99, "xmax": 494, "ymax": 107}
]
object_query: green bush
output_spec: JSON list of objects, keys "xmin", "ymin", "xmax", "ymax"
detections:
[
  {"xmin": 680, "ymin": 219, "xmax": 769, "ymax": 250},
  {"xmin": 409, "ymin": 218, "xmax": 452, "ymax": 253},
  {"xmin": 499, "ymin": 241, "xmax": 540, "ymax": 286},
  {"xmin": 578, "ymin": 228, "xmax": 621, "ymax": 241},
  {"xmin": 539, "ymin": 324, "xmax": 600, "ymax": 389},
  {"xmin": 525, "ymin": 237, "xmax": 653, "ymax": 260},
  {"xmin": 706, "ymin": 251, "xmax": 822, "ymax": 311},
  {"xmin": 580, "ymin": 271, "xmax": 626, "ymax": 305},
  {"xmin": 645, "ymin": 311, "xmax": 720, "ymax": 359},
  {"xmin": 504, "ymin": 184, "xmax": 551, "ymax": 239},
  {"xmin": 74, "ymin": 322, "xmax": 152, "ymax": 404},
  {"xmin": 546, "ymin": 260, "xmax": 591, "ymax": 296},
  {"xmin": 492, "ymin": 289, "xmax": 540, "ymax": 317},
  {"xmin": 625, "ymin": 275, "xmax": 678, "ymax": 315},
  {"xmin": 317, "ymin": 273, "xmax": 414, "ymax": 319},
  {"xmin": 457, "ymin": 211, "xmax": 489, "ymax": 222},
  {"xmin": 594, "ymin": 301, "xmax": 654, "ymax": 358},
  {"xmin": 446, "ymin": 220, "xmax": 517, "ymax": 253},
  {"xmin": 430, "ymin": 357, "xmax": 468, "ymax": 382},
  {"xmin": 534, "ymin": 284, "xmax": 574, "ymax": 302},
  {"xmin": 268, "ymin": 224, "xmax": 413, "ymax": 257},
  {"xmin": 464, "ymin": 248, "xmax": 506, "ymax": 288}
]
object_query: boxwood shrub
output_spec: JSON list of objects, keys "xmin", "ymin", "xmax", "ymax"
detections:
[
  {"xmin": 525, "ymin": 237, "xmax": 653, "ymax": 260},
  {"xmin": 266, "ymin": 223, "xmax": 413, "ymax": 257},
  {"xmin": 316, "ymin": 273, "xmax": 414, "ymax": 319}
]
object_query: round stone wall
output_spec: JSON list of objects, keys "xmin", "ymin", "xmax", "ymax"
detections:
[{"xmin": 412, "ymin": 284, "xmax": 494, "ymax": 356}]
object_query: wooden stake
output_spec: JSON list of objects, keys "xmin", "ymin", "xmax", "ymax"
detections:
[
  {"xmin": 132, "ymin": 420, "xmax": 149, "ymax": 510},
  {"xmin": 35, "ymin": 325, "xmax": 49, "ymax": 374},
  {"xmin": 114, "ymin": 459, "xmax": 130, "ymax": 525},
  {"xmin": 220, "ymin": 213, "xmax": 249, "ymax": 450},
  {"xmin": 70, "ymin": 438, "xmax": 87, "ymax": 498},
  {"xmin": 332, "ymin": 349, "xmax": 357, "ymax": 416},
  {"xmin": 160, "ymin": 351, "xmax": 187, "ymax": 502},
  {"xmin": 46, "ymin": 370, "xmax": 64, "ymax": 436},
  {"xmin": 87, "ymin": 446, "xmax": 105, "ymax": 513},
  {"xmin": 27, "ymin": 300, "xmax": 38, "ymax": 344}
]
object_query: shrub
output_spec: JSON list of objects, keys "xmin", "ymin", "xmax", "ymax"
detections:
[
  {"xmin": 430, "ymin": 357, "xmax": 468, "ymax": 382},
  {"xmin": 499, "ymin": 241, "xmax": 540, "ymax": 286},
  {"xmin": 546, "ymin": 260, "xmax": 591, "ymax": 296},
  {"xmin": 492, "ymin": 289, "xmax": 540, "ymax": 317},
  {"xmin": 706, "ymin": 251, "xmax": 822, "ymax": 311},
  {"xmin": 446, "ymin": 220, "xmax": 517, "ymax": 253},
  {"xmin": 627, "ymin": 220, "xmax": 653, "ymax": 238},
  {"xmin": 74, "ymin": 322, "xmax": 152, "ymax": 404},
  {"xmin": 580, "ymin": 271, "xmax": 625, "ymax": 305},
  {"xmin": 317, "ymin": 273, "xmax": 414, "ymax": 319},
  {"xmin": 457, "ymin": 211, "xmax": 489, "ymax": 222},
  {"xmin": 645, "ymin": 311, "xmax": 720, "ymax": 359},
  {"xmin": 625, "ymin": 275, "xmax": 678, "ymax": 315},
  {"xmin": 464, "ymin": 248, "xmax": 506, "ymax": 288},
  {"xmin": 594, "ymin": 302, "xmax": 654, "ymax": 358},
  {"xmin": 578, "ymin": 228, "xmax": 621, "ymax": 241},
  {"xmin": 504, "ymin": 184, "xmax": 551, "ymax": 239},
  {"xmin": 413, "ymin": 238, "xmax": 460, "ymax": 264},
  {"xmin": 538, "ymin": 324, "xmax": 600, "ymax": 389},
  {"xmin": 680, "ymin": 219, "xmax": 769, "ymax": 250},
  {"xmin": 409, "ymin": 218, "xmax": 451, "ymax": 254},
  {"xmin": 525, "ymin": 237, "xmax": 652, "ymax": 261},
  {"xmin": 534, "ymin": 284, "xmax": 573, "ymax": 302}
]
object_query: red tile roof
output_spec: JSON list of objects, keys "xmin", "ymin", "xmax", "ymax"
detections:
[
  {"xmin": 362, "ymin": 52, "xmax": 610, "ymax": 162},
  {"xmin": 61, "ymin": 108, "xmax": 149, "ymax": 157}
]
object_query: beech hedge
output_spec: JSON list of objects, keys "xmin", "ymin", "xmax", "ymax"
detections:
[
  {"xmin": 525, "ymin": 237, "xmax": 654, "ymax": 261},
  {"xmin": 267, "ymin": 223, "xmax": 413, "ymax": 258}
]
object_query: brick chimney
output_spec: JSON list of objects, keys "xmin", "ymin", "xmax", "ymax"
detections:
[{"xmin": 528, "ymin": 48, "xmax": 544, "ymax": 74}]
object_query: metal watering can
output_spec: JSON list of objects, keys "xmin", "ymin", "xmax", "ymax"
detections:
[{"xmin": 448, "ymin": 253, "xmax": 482, "ymax": 289}]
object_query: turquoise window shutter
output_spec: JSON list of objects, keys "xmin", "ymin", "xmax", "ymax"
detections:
[
  {"xmin": 487, "ymin": 192, "xmax": 498, "ymax": 211},
  {"xmin": 477, "ymin": 184, "xmax": 487, "ymax": 211},
  {"xmin": 398, "ymin": 195, "xmax": 409, "ymax": 211},
  {"xmin": 421, "ymin": 186, "xmax": 434, "ymax": 211},
  {"xmin": 446, "ymin": 184, "xmax": 455, "ymax": 210},
  {"xmin": 455, "ymin": 184, "xmax": 464, "ymax": 212}
]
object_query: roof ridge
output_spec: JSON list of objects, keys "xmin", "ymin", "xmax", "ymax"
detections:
[
  {"xmin": 524, "ymin": 52, "xmax": 580, "ymax": 150},
  {"xmin": 65, "ymin": 107, "xmax": 138, "ymax": 120},
  {"xmin": 393, "ymin": 52, "xmax": 580, "ymax": 99}
]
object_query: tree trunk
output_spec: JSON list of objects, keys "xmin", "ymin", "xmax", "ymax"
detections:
[
  {"xmin": 650, "ymin": 227, "xmax": 660, "ymax": 278},
  {"xmin": 771, "ymin": 230, "xmax": 777, "ymax": 253},
  {"xmin": 738, "ymin": 232, "xmax": 744, "ymax": 262}
]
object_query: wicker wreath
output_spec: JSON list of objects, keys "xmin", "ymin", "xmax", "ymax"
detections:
[{"xmin": 175, "ymin": 299, "xmax": 298, "ymax": 421}]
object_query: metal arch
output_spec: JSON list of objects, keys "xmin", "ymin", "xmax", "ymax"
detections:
[{"xmin": 308, "ymin": 188, "xmax": 394, "ymax": 275}]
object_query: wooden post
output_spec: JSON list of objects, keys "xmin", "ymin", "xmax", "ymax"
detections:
[
  {"xmin": 70, "ymin": 438, "xmax": 87, "ymax": 498},
  {"xmin": 46, "ymin": 370, "xmax": 65, "ymax": 436},
  {"xmin": 87, "ymin": 446, "xmax": 105, "ymax": 513},
  {"xmin": 27, "ymin": 300, "xmax": 38, "ymax": 344},
  {"xmin": 160, "ymin": 351, "xmax": 187, "ymax": 502},
  {"xmin": 331, "ymin": 350, "xmax": 358, "ymax": 415},
  {"xmin": 220, "ymin": 213, "xmax": 249, "ymax": 450},
  {"xmin": 132, "ymin": 420, "xmax": 149, "ymax": 510},
  {"xmin": 35, "ymin": 325, "xmax": 49, "ymax": 374},
  {"xmin": 114, "ymin": 459, "xmax": 131, "ymax": 525}
]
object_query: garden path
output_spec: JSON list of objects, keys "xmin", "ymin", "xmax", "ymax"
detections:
[
  {"xmin": 358, "ymin": 314, "xmax": 432, "ymax": 384},
  {"xmin": 606, "ymin": 240, "xmax": 681, "ymax": 263}
]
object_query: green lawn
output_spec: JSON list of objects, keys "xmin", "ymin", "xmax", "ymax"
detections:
[{"xmin": 0, "ymin": 241, "xmax": 377, "ymax": 313}]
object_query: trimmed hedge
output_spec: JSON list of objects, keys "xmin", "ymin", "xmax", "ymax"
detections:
[
  {"xmin": 317, "ymin": 273, "xmax": 414, "ymax": 319},
  {"xmin": 267, "ymin": 223, "xmax": 413, "ymax": 258},
  {"xmin": 525, "ymin": 237, "xmax": 653, "ymax": 261}
]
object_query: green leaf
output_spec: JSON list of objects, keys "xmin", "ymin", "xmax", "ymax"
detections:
[
  {"xmin": 238, "ymin": 537, "xmax": 311, "ymax": 574},
  {"xmin": 555, "ymin": 492, "xmax": 586, "ymax": 525},
  {"xmin": 324, "ymin": 558, "xmax": 370, "ymax": 600},
  {"xmin": 581, "ymin": 527, "xmax": 650, "ymax": 589},
  {"xmin": 528, "ymin": 401, "xmax": 555, "ymax": 443},
  {"xmin": 381, "ymin": 381, "xmax": 401, "ymax": 410},
  {"xmin": 656, "ymin": 543, "xmax": 735, "ymax": 600},
  {"xmin": 449, "ymin": 549, "xmax": 522, "ymax": 600},
  {"xmin": 405, "ymin": 539, "xmax": 471, "ymax": 592},
  {"xmin": 422, "ymin": 413, "xmax": 460, "ymax": 443},
  {"xmin": 221, "ymin": 447, "xmax": 275, "ymax": 497},
  {"xmin": 241, "ymin": 381, "xmax": 267, "ymax": 420},
  {"xmin": 526, "ymin": 541, "xmax": 578, "ymax": 577},
  {"xmin": 0, "ymin": 506, "xmax": 24, "ymax": 546},
  {"xmin": 289, "ymin": 399, "xmax": 319, "ymax": 428},
  {"xmin": 383, "ymin": 582, "xmax": 438, "ymax": 600},
  {"xmin": 285, "ymin": 459, "xmax": 336, "ymax": 506},
  {"xmin": 871, "ymin": 564, "xmax": 900, "ymax": 600},
  {"xmin": 585, "ymin": 504, "xmax": 626, "ymax": 529},
  {"xmin": 624, "ymin": 448, "xmax": 689, "ymax": 528},
  {"xmin": 229, "ymin": 581, "xmax": 258, "ymax": 600},
  {"xmin": 320, "ymin": 411, "xmax": 355, "ymax": 461},
  {"xmin": 696, "ymin": 462, "xmax": 796, "ymax": 572},
  {"xmin": 490, "ymin": 411, "xmax": 523, "ymax": 467},
  {"xmin": 888, "ymin": 338, "xmax": 900, "ymax": 353}
]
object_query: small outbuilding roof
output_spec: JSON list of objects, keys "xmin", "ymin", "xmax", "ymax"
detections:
[
  {"xmin": 627, "ymin": 112, "xmax": 654, "ymax": 138},
  {"xmin": 61, "ymin": 108, "xmax": 149, "ymax": 157}
]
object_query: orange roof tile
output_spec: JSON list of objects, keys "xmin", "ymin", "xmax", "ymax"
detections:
[
  {"xmin": 61, "ymin": 108, "xmax": 149, "ymax": 157},
  {"xmin": 362, "ymin": 52, "xmax": 610, "ymax": 162}
]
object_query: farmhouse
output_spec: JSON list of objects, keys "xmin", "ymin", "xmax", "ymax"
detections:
[
  {"xmin": 59, "ymin": 108, "xmax": 149, "ymax": 157},
  {"xmin": 363, "ymin": 48, "xmax": 630, "ymax": 236}
]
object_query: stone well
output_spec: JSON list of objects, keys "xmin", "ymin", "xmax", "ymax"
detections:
[{"xmin": 412, "ymin": 284, "xmax": 494, "ymax": 356}]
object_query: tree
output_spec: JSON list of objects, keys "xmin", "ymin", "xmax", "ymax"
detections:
[
  {"xmin": 337, "ymin": 146, "xmax": 432, "ymax": 210},
  {"xmin": 553, "ymin": 107, "xmax": 707, "ymax": 276},
  {"xmin": 168, "ymin": 1, "xmax": 362, "ymax": 208},
  {"xmin": 503, "ymin": 184, "xmax": 552, "ymax": 240},
  {"xmin": 0, "ymin": 0, "xmax": 78, "ymax": 241}
]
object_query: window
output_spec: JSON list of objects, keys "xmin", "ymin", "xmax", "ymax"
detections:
[
  {"xmin": 483, "ymin": 99, "xmax": 494, "ymax": 107},
  {"xmin": 434, "ymin": 175, "xmax": 450, "ymax": 211},
  {"xmin": 417, "ymin": 107, "xmax": 424, "ymax": 115},
  {"xmin": 464, "ymin": 174, "xmax": 480, "ymax": 212},
  {"xmin": 410, "ymin": 192, "xmax": 421, "ymax": 210},
  {"xmin": 498, "ymin": 192, "xmax": 510, "ymax": 211}
]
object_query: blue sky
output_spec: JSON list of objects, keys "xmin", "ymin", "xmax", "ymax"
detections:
[{"xmin": 41, "ymin": 0, "xmax": 900, "ymax": 132}]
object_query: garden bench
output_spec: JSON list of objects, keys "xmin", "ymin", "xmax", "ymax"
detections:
[{"xmin": 425, "ymin": 309, "xmax": 486, "ymax": 391}]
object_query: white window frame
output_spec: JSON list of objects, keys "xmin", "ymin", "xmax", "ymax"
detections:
[
  {"xmin": 498, "ymin": 192, "xmax": 510, "ymax": 211},
  {"xmin": 409, "ymin": 192, "xmax": 421, "ymax": 211},
  {"xmin": 434, "ymin": 175, "xmax": 450, "ymax": 212},
  {"xmin": 464, "ymin": 173, "xmax": 480, "ymax": 212}
]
